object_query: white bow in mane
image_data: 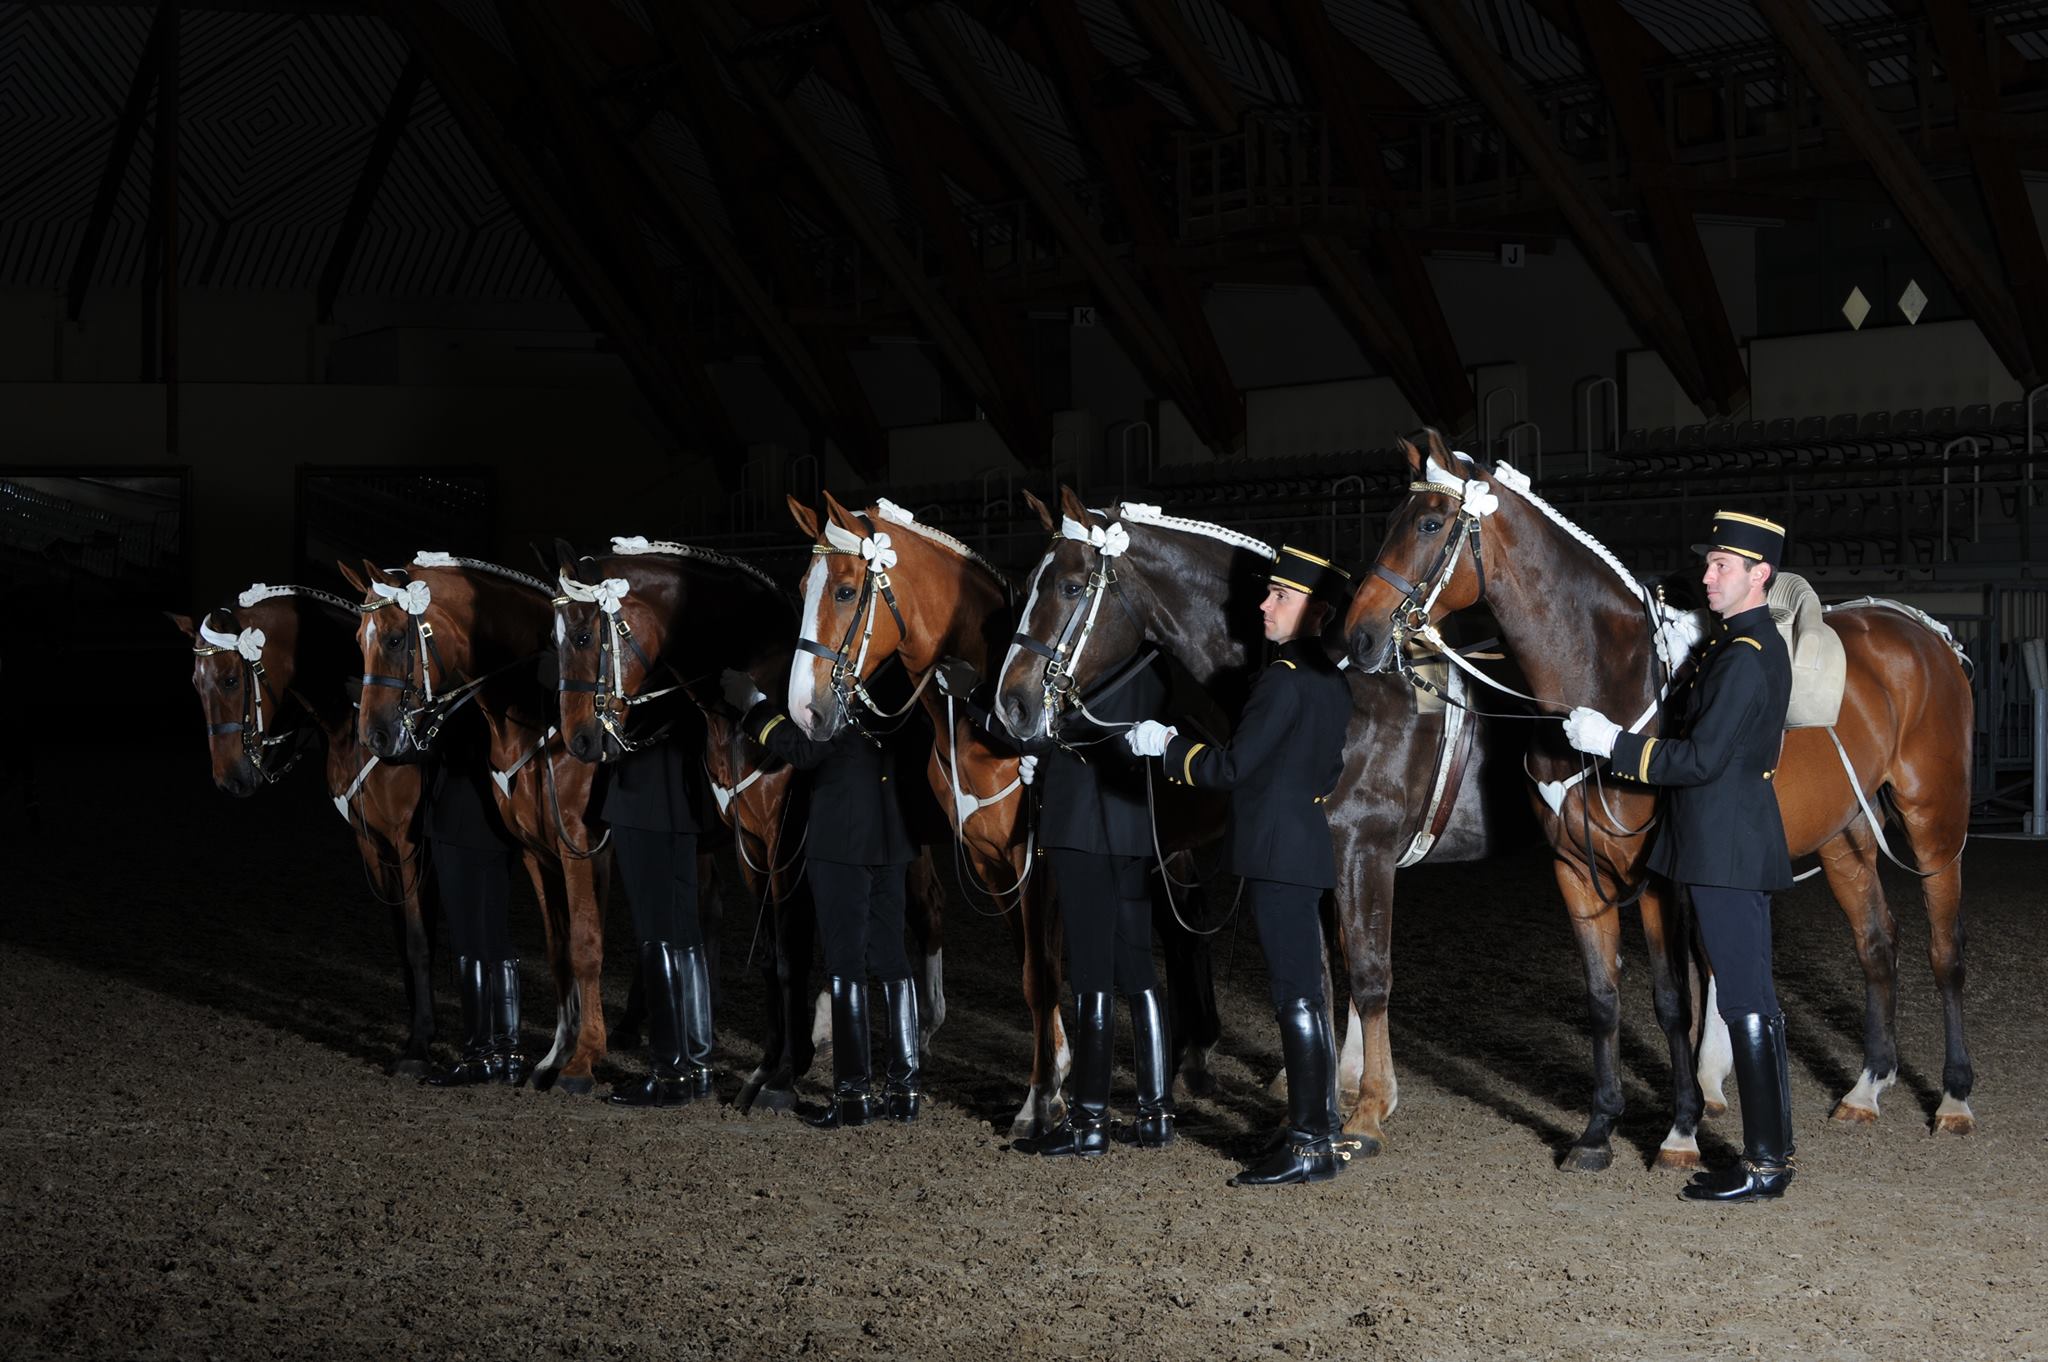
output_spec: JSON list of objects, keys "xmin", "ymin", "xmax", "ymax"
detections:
[
  {"xmin": 370, "ymin": 579, "xmax": 432, "ymax": 616},
  {"xmin": 1060, "ymin": 516, "xmax": 1129, "ymax": 557},
  {"xmin": 1424, "ymin": 459, "xmax": 1499, "ymax": 517},
  {"xmin": 199, "ymin": 620, "xmax": 266, "ymax": 662},
  {"xmin": 558, "ymin": 572, "xmax": 631, "ymax": 614}
]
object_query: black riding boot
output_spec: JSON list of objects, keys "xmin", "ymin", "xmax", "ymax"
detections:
[
  {"xmin": 1114, "ymin": 989, "xmax": 1175, "ymax": 1148},
  {"xmin": 1684, "ymin": 1012, "xmax": 1796, "ymax": 1202},
  {"xmin": 880, "ymin": 978, "xmax": 923, "ymax": 1121},
  {"xmin": 424, "ymin": 956, "xmax": 495, "ymax": 1086},
  {"xmin": 1231, "ymin": 998, "xmax": 1357, "ymax": 1186},
  {"xmin": 489, "ymin": 959, "xmax": 526, "ymax": 1087},
  {"xmin": 803, "ymin": 977, "xmax": 876, "ymax": 1128},
  {"xmin": 1016, "ymin": 992, "xmax": 1112, "ymax": 1157},
  {"xmin": 678, "ymin": 945, "xmax": 716, "ymax": 1100},
  {"xmin": 609, "ymin": 942, "xmax": 698, "ymax": 1107}
]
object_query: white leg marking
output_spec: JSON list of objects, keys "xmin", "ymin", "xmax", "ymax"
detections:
[
  {"xmin": 1338, "ymin": 1001, "xmax": 1365, "ymax": 1098},
  {"xmin": 1698, "ymin": 984, "xmax": 1733, "ymax": 1112},
  {"xmin": 1934, "ymin": 1093, "xmax": 1975, "ymax": 1130},
  {"xmin": 809, "ymin": 988, "xmax": 832, "ymax": 1050},
  {"xmin": 1840, "ymin": 1067, "xmax": 1896, "ymax": 1116},
  {"xmin": 1659, "ymin": 1122, "xmax": 1701, "ymax": 1162}
]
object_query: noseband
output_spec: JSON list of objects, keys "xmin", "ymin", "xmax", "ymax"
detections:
[
  {"xmin": 553, "ymin": 572, "xmax": 682, "ymax": 756},
  {"xmin": 1371, "ymin": 476, "xmax": 1492, "ymax": 645},
  {"xmin": 194, "ymin": 616, "xmax": 305, "ymax": 784}
]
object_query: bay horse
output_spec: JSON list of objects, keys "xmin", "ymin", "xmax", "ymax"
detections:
[
  {"xmin": 995, "ymin": 486, "xmax": 1523, "ymax": 1158},
  {"xmin": 789, "ymin": 492, "xmax": 1066, "ymax": 1136},
  {"xmin": 173, "ymin": 584, "xmax": 437, "ymax": 1074},
  {"xmin": 1344, "ymin": 431, "xmax": 1975, "ymax": 1170},
  {"xmin": 339, "ymin": 553, "xmax": 613, "ymax": 1094}
]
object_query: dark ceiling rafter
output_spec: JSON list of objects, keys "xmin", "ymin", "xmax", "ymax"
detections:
[
  {"xmin": 1274, "ymin": 0, "xmax": 1474, "ymax": 433},
  {"xmin": 1122, "ymin": 0, "xmax": 1242, "ymax": 136},
  {"xmin": 1557, "ymin": 0, "xmax": 1750, "ymax": 413},
  {"xmin": 823, "ymin": 0, "xmax": 1051, "ymax": 465},
  {"xmin": 67, "ymin": 0, "xmax": 170, "ymax": 323},
  {"xmin": 378, "ymin": 0, "xmax": 742, "ymax": 476},
  {"xmin": 1756, "ymin": 0, "xmax": 2036, "ymax": 387},
  {"xmin": 317, "ymin": 51, "xmax": 423, "ymax": 323},
  {"xmin": 1917, "ymin": 0, "xmax": 2048, "ymax": 383},
  {"xmin": 1034, "ymin": 0, "xmax": 1246, "ymax": 454},
  {"xmin": 531, "ymin": 3, "xmax": 888, "ymax": 476},
  {"xmin": 692, "ymin": 0, "xmax": 1019, "ymax": 454},
  {"xmin": 1406, "ymin": 0, "xmax": 1719, "ymax": 415}
]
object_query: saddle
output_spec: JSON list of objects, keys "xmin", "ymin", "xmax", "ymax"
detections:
[{"xmin": 1767, "ymin": 572, "xmax": 1845, "ymax": 729}]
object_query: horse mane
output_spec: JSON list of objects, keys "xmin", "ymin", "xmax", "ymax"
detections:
[
  {"xmin": 608, "ymin": 535, "xmax": 791, "ymax": 602},
  {"xmin": 1114, "ymin": 502, "xmax": 1276, "ymax": 560},
  {"xmin": 872, "ymin": 499, "xmax": 1009, "ymax": 588},
  {"xmin": 236, "ymin": 582, "xmax": 361, "ymax": 615},
  {"xmin": 1460, "ymin": 459, "xmax": 1655, "ymax": 606},
  {"xmin": 409, "ymin": 551, "xmax": 551, "ymax": 597}
]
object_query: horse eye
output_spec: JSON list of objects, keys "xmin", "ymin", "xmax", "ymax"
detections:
[
  {"xmin": 222, "ymin": 673, "xmax": 239, "ymax": 690},
  {"xmin": 1059, "ymin": 581, "xmax": 1083, "ymax": 599},
  {"xmin": 574, "ymin": 631, "xmax": 593, "ymax": 649},
  {"xmin": 384, "ymin": 634, "xmax": 402, "ymax": 650},
  {"xmin": 834, "ymin": 584, "xmax": 857, "ymax": 604},
  {"xmin": 1419, "ymin": 517, "xmax": 1444, "ymax": 536}
]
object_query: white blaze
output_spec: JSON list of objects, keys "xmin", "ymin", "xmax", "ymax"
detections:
[
  {"xmin": 789, "ymin": 555, "xmax": 827, "ymax": 726},
  {"xmin": 998, "ymin": 554, "xmax": 1054, "ymax": 739}
]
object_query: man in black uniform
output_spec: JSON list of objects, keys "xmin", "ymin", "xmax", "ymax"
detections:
[
  {"xmin": 1564, "ymin": 509, "xmax": 1797, "ymax": 1203},
  {"xmin": 723, "ymin": 663, "xmax": 925, "ymax": 1128},
  {"xmin": 1126, "ymin": 546, "xmax": 1358, "ymax": 1187},
  {"xmin": 1014, "ymin": 654, "xmax": 1175, "ymax": 1158}
]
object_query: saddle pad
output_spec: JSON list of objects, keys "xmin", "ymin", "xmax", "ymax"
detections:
[
  {"xmin": 1408, "ymin": 652, "xmax": 1449, "ymax": 716},
  {"xmin": 1769, "ymin": 572, "xmax": 1845, "ymax": 728}
]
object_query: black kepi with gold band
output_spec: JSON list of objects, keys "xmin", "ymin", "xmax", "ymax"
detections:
[
  {"xmin": 1269, "ymin": 544, "xmax": 1353, "ymax": 605},
  {"xmin": 1692, "ymin": 510, "xmax": 1785, "ymax": 569}
]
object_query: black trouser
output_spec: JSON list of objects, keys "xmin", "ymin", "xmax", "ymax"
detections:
[
  {"xmin": 612, "ymin": 826, "xmax": 702, "ymax": 947},
  {"xmin": 1247, "ymin": 878, "xmax": 1328, "ymax": 1010},
  {"xmin": 1691, "ymin": 885, "xmax": 1780, "ymax": 1018},
  {"xmin": 810, "ymin": 859, "xmax": 911, "ymax": 981},
  {"xmin": 433, "ymin": 841, "xmax": 512, "ymax": 961},
  {"xmin": 1047, "ymin": 849, "xmax": 1158, "ymax": 996}
]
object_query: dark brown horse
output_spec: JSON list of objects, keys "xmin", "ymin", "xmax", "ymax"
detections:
[
  {"xmin": 995, "ymin": 486, "xmax": 1524, "ymax": 1157},
  {"xmin": 173, "ymin": 585, "xmax": 436, "ymax": 1073},
  {"xmin": 1344, "ymin": 431, "xmax": 1975, "ymax": 1170},
  {"xmin": 340, "ymin": 554, "xmax": 613, "ymax": 1094}
]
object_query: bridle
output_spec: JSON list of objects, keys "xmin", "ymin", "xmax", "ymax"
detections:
[
  {"xmin": 552, "ymin": 570, "xmax": 685, "ymax": 756},
  {"xmin": 798, "ymin": 512, "xmax": 931, "ymax": 729},
  {"xmin": 193, "ymin": 612, "xmax": 307, "ymax": 784},
  {"xmin": 358, "ymin": 572, "xmax": 533, "ymax": 753},
  {"xmin": 1370, "ymin": 474, "xmax": 1491, "ymax": 652},
  {"xmin": 1008, "ymin": 512, "xmax": 1149, "ymax": 741}
]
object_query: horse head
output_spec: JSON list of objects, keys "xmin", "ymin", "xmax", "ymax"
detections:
[
  {"xmin": 172, "ymin": 598, "xmax": 305, "ymax": 797},
  {"xmin": 996, "ymin": 486, "xmax": 1144, "ymax": 747},
  {"xmin": 1344, "ymin": 428, "xmax": 1502, "ymax": 672},
  {"xmin": 788, "ymin": 491, "xmax": 886, "ymax": 741},
  {"xmin": 340, "ymin": 555, "xmax": 501, "ymax": 764},
  {"xmin": 552, "ymin": 541, "xmax": 666, "ymax": 764}
]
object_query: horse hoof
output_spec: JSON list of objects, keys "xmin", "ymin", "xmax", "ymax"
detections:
[
  {"xmin": 1339, "ymin": 1129, "xmax": 1384, "ymax": 1159},
  {"xmin": 1933, "ymin": 1096, "xmax": 1976, "ymax": 1135},
  {"xmin": 1831, "ymin": 1101, "xmax": 1879, "ymax": 1124},
  {"xmin": 555, "ymin": 1075, "xmax": 595, "ymax": 1097},
  {"xmin": 391, "ymin": 1058, "xmax": 428, "ymax": 1079},
  {"xmin": 1180, "ymin": 1068, "xmax": 1217, "ymax": 1099},
  {"xmin": 753, "ymin": 1086, "xmax": 798, "ymax": 1114},
  {"xmin": 1654, "ymin": 1146, "xmax": 1702, "ymax": 1172},
  {"xmin": 1701, "ymin": 1099, "xmax": 1727, "ymax": 1120},
  {"xmin": 1562, "ymin": 1143, "xmax": 1612, "ymax": 1173}
]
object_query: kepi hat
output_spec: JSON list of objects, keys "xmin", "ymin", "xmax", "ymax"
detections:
[
  {"xmin": 1268, "ymin": 544, "xmax": 1353, "ymax": 605},
  {"xmin": 1692, "ymin": 510, "xmax": 1785, "ymax": 570}
]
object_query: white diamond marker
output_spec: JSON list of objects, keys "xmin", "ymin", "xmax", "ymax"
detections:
[
  {"xmin": 1843, "ymin": 286, "xmax": 1871, "ymax": 330},
  {"xmin": 1899, "ymin": 279, "xmax": 1927, "ymax": 324}
]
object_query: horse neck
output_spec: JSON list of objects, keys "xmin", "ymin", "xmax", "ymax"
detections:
[
  {"xmin": 1128, "ymin": 531, "xmax": 1262, "ymax": 694},
  {"xmin": 896, "ymin": 539, "xmax": 1009, "ymax": 679},
  {"xmin": 451, "ymin": 573, "xmax": 553, "ymax": 754},
  {"xmin": 611, "ymin": 556, "xmax": 794, "ymax": 676},
  {"xmin": 1480, "ymin": 499, "xmax": 1658, "ymax": 721},
  {"xmin": 267, "ymin": 599, "xmax": 356, "ymax": 739}
]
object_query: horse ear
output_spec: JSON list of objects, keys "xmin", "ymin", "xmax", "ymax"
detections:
[
  {"xmin": 1398, "ymin": 436, "xmax": 1423, "ymax": 480},
  {"xmin": 1423, "ymin": 426, "xmax": 1461, "ymax": 475},
  {"xmin": 166, "ymin": 611, "xmax": 198, "ymax": 641},
  {"xmin": 786, "ymin": 494, "xmax": 821, "ymax": 541},
  {"xmin": 336, "ymin": 560, "xmax": 369, "ymax": 595},
  {"xmin": 553, "ymin": 536, "xmax": 583, "ymax": 582},
  {"xmin": 822, "ymin": 489, "xmax": 860, "ymax": 530},
  {"xmin": 1021, "ymin": 488, "xmax": 1055, "ymax": 533},
  {"xmin": 1057, "ymin": 484, "xmax": 1090, "ymax": 525}
]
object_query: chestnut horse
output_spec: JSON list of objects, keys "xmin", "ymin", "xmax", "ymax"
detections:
[
  {"xmin": 995, "ymin": 487, "xmax": 1523, "ymax": 1156},
  {"xmin": 173, "ymin": 585, "xmax": 436, "ymax": 1073},
  {"xmin": 1345, "ymin": 432, "xmax": 1975, "ymax": 1171},
  {"xmin": 340, "ymin": 553, "xmax": 613, "ymax": 1094},
  {"xmin": 789, "ymin": 492, "xmax": 1066, "ymax": 1136}
]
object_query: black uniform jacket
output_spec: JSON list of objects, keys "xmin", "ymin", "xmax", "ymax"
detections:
[
  {"xmin": 425, "ymin": 709, "xmax": 514, "ymax": 851},
  {"xmin": 743, "ymin": 701, "xmax": 917, "ymax": 867},
  {"xmin": 1608, "ymin": 603, "xmax": 1793, "ymax": 891},
  {"xmin": 1038, "ymin": 654, "xmax": 1168, "ymax": 858},
  {"xmin": 1160, "ymin": 639, "xmax": 1349, "ymax": 889},
  {"xmin": 594, "ymin": 709, "xmax": 705, "ymax": 837}
]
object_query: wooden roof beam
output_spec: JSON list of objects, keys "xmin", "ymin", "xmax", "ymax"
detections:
[
  {"xmin": 317, "ymin": 52, "xmax": 423, "ymax": 323},
  {"xmin": 68, "ymin": 1, "xmax": 169, "ymax": 322},
  {"xmin": 1123, "ymin": 0, "xmax": 1242, "ymax": 136}
]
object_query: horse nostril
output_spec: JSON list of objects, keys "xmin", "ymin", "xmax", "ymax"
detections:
[{"xmin": 367, "ymin": 727, "xmax": 391, "ymax": 757}]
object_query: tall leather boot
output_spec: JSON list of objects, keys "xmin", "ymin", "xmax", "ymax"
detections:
[
  {"xmin": 1684, "ymin": 1012, "xmax": 1795, "ymax": 1202},
  {"xmin": 1114, "ymin": 989, "xmax": 1175, "ymax": 1148},
  {"xmin": 1230, "ymin": 998, "xmax": 1358, "ymax": 1186},
  {"xmin": 881, "ymin": 977, "xmax": 923, "ymax": 1122},
  {"xmin": 1015, "ymin": 992, "xmax": 1112, "ymax": 1157},
  {"xmin": 678, "ymin": 945, "xmax": 716, "ymax": 1100},
  {"xmin": 609, "ymin": 942, "xmax": 697, "ymax": 1107},
  {"xmin": 424, "ymin": 955, "xmax": 494, "ymax": 1086},
  {"xmin": 489, "ymin": 959, "xmax": 527, "ymax": 1087},
  {"xmin": 803, "ymin": 977, "xmax": 876, "ymax": 1128}
]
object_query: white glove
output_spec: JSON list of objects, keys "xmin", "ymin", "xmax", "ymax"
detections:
[
  {"xmin": 1124, "ymin": 720, "xmax": 1178, "ymax": 758},
  {"xmin": 720, "ymin": 668, "xmax": 766, "ymax": 713},
  {"xmin": 1018, "ymin": 754, "xmax": 1039, "ymax": 786},
  {"xmin": 1654, "ymin": 610, "xmax": 1705, "ymax": 668},
  {"xmin": 1562, "ymin": 706, "xmax": 1621, "ymax": 758}
]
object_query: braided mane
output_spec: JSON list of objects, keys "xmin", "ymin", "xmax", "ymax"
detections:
[
  {"xmin": 872, "ymin": 499, "xmax": 1009, "ymax": 588},
  {"xmin": 409, "ymin": 551, "xmax": 552, "ymax": 596}
]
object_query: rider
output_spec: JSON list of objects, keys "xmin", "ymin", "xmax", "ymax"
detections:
[
  {"xmin": 1014, "ymin": 652, "xmax": 1175, "ymax": 1158},
  {"xmin": 1563, "ymin": 510, "xmax": 1797, "ymax": 1203},
  {"xmin": 722, "ymin": 661, "xmax": 925, "ymax": 1128},
  {"xmin": 1125, "ymin": 546, "xmax": 1358, "ymax": 1186}
]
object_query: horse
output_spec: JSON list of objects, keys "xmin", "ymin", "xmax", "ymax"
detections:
[
  {"xmin": 994, "ymin": 486, "xmax": 1524, "ymax": 1157},
  {"xmin": 172, "ymin": 585, "xmax": 437, "ymax": 1074},
  {"xmin": 1343, "ymin": 430, "xmax": 1975, "ymax": 1171},
  {"xmin": 788, "ymin": 491, "xmax": 1067, "ymax": 1136},
  {"xmin": 339, "ymin": 553, "xmax": 614, "ymax": 1094}
]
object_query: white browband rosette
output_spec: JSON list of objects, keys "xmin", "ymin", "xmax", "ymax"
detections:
[
  {"xmin": 199, "ymin": 620, "xmax": 266, "ymax": 663},
  {"xmin": 1060, "ymin": 515, "xmax": 1129, "ymax": 557},
  {"xmin": 860, "ymin": 532, "xmax": 898, "ymax": 572},
  {"xmin": 1424, "ymin": 459, "xmax": 1497, "ymax": 517},
  {"xmin": 558, "ymin": 572, "xmax": 631, "ymax": 615},
  {"xmin": 371, "ymin": 579, "xmax": 432, "ymax": 616}
]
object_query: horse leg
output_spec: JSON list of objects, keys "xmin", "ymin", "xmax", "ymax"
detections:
[
  {"xmin": 905, "ymin": 848, "xmax": 947, "ymax": 1055},
  {"xmin": 1888, "ymin": 783, "xmax": 1975, "ymax": 1133},
  {"xmin": 1818, "ymin": 822, "xmax": 1902, "ymax": 1122},
  {"xmin": 1636, "ymin": 884, "xmax": 1704, "ymax": 1170},
  {"xmin": 1697, "ymin": 977, "xmax": 1732, "ymax": 1117},
  {"xmin": 554, "ymin": 853, "xmax": 609, "ymax": 1094},
  {"xmin": 1007, "ymin": 856, "xmax": 1067, "ymax": 1138},
  {"xmin": 698, "ymin": 850, "xmax": 723, "ymax": 1016},
  {"xmin": 522, "ymin": 851, "xmax": 575, "ymax": 1085},
  {"xmin": 1555, "ymin": 859, "xmax": 1626, "ymax": 1172},
  {"xmin": 1151, "ymin": 880, "xmax": 1220, "ymax": 1097},
  {"xmin": 378, "ymin": 827, "xmax": 435, "ymax": 1077},
  {"xmin": 1333, "ymin": 853, "xmax": 1395, "ymax": 1156}
]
